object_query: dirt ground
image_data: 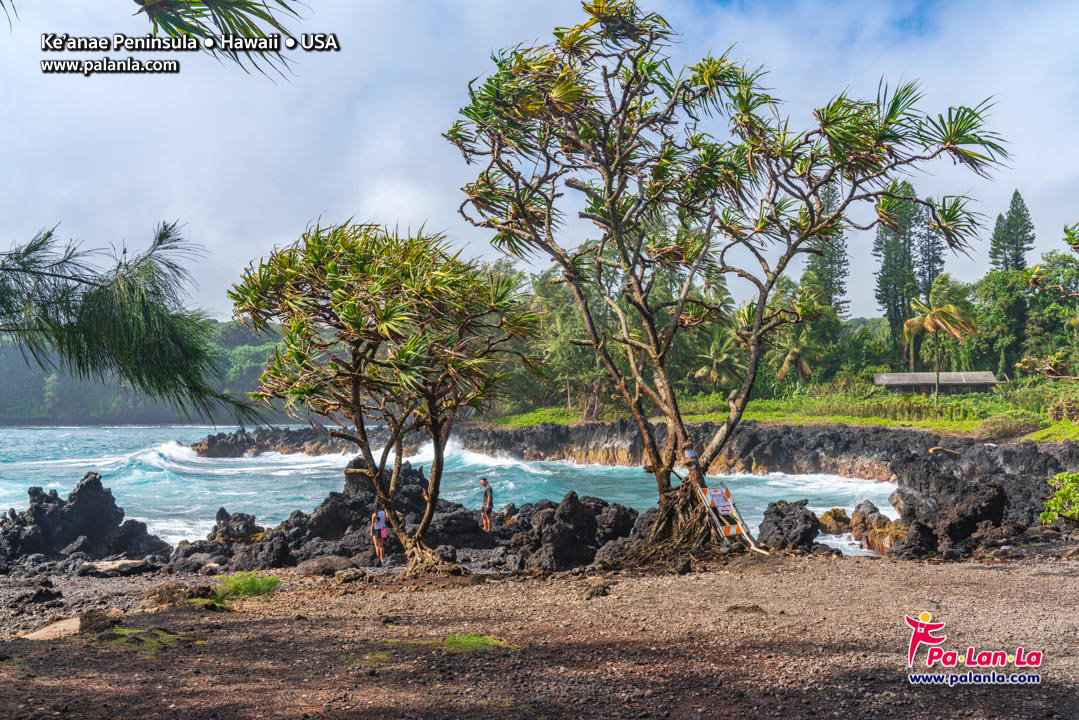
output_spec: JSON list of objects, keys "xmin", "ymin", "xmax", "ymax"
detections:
[{"xmin": 1, "ymin": 554, "xmax": 1077, "ymax": 720}]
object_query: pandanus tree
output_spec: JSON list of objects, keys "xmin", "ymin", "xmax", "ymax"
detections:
[
  {"xmin": 0, "ymin": 222, "xmax": 253, "ymax": 420},
  {"xmin": 230, "ymin": 223, "xmax": 537, "ymax": 574},
  {"xmin": 903, "ymin": 273, "xmax": 977, "ymax": 397},
  {"xmin": 446, "ymin": 0, "xmax": 1006, "ymax": 554}
]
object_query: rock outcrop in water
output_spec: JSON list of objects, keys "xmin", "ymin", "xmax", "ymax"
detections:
[
  {"xmin": 757, "ymin": 499, "xmax": 829, "ymax": 553},
  {"xmin": 0, "ymin": 472, "xmax": 171, "ymax": 576},
  {"xmin": 849, "ymin": 500, "xmax": 907, "ymax": 556},
  {"xmin": 191, "ymin": 425, "xmax": 424, "ymax": 458},
  {"xmin": 165, "ymin": 461, "xmax": 640, "ymax": 574}
]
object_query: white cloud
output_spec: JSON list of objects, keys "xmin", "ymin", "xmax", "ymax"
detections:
[{"xmin": 1, "ymin": 0, "xmax": 1075, "ymax": 317}]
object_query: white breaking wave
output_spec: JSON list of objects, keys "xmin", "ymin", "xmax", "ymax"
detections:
[{"xmin": 442, "ymin": 441, "xmax": 554, "ymax": 475}]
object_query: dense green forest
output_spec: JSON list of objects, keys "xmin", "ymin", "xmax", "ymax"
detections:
[{"xmin": 2, "ymin": 188, "xmax": 1077, "ymax": 429}]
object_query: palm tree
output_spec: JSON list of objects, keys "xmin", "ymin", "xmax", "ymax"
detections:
[
  {"xmin": 903, "ymin": 273, "xmax": 977, "ymax": 398},
  {"xmin": 694, "ymin": 325, "xmax": 745, "ymax": 389},
  {"xmin": 1, "ymin": 223, "xmax": 254, "ymax": 420},
  {"xmin": 768, "ymin": 324, "xmax": 823, "ymax": 384}
]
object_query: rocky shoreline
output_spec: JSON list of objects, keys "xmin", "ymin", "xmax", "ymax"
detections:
[
  {"xmin": 2, "ymin": 420, "xmax": 1079, "ymax": 647},
  {"xmin": 466, "ymin": 420, "xmax": 1079, "ymax": 559},
  {"xmin": 4, "ymin": 420, "xmax": 1079, "ymax": 590},
  {"xmin": 0, "ymin": 459, "xmax": 644, "ymax": 580},
  {"xmin": 186, "ymin": 421, "xmax": 1079, "ymax": 562}
]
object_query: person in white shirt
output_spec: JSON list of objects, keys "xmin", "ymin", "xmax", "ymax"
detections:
[{"xmin": 370, "ymin": 501, "xmax": 387, "ymax": 562}]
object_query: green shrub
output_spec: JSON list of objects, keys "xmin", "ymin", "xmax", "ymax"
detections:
[
  {"xmin": 1042, "ymin": 472, "xmax": 1079, "ymax": 525},
  {"xmin": 974, "ymin": 411, "xmax": 1049, "ymax": 440},
  {"xmin": 214, "ymin": 572, "xmax": 280, "ymax": 601}
]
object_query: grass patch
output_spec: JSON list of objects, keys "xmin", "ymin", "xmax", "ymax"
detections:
[
  {"xmin": 213, "ymin": 572, "xmax": 280, "ymax": 602},
  {"xmin": 1021, "ymin": 419, "xmax": 1079, "ymax": 443},
  {"xmin": 98, "ymin": 627, "xmax": 181, "ymax": 656},
  {"xmin": 686, "ymin": 408, "xmax": 984, "ymax": 435},
  {"xmin": 488, "ymin": 391, "xmax": 1079, "ymax": 442},
  {"xmin": 0, "ymin": 657, "xmax": 24, "ymax": 666},
  {"xmin": 441, "ymin": 633, "xmax": 514, "ymax": 653},
  {"xmin": 491, "ymin": 407, "xmax": 578, "ymax": 428},
  {"xmin": 973, "ymin": 410, "xmax": 1048, "ymax": 440}
]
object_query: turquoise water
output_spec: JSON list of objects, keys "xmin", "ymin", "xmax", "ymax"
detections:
[{"xmin": 0, "ymin": 426, "xmax": 898, "ymax": 555}]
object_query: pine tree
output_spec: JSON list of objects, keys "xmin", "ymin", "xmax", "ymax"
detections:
[
  {"xmin": 1003, "ymin": 190, "xmax": 1036, "ymax": 270},
  {"xmin": 988, "ymin": 213, "xmax": 1008, "ymax": 270},
  {"xmin": 803, "ymin": 182, "xmax": 850, "ymax": 316},
  {"xmin": 873, "ymin": 182, "xmax": 919, "ymax": 351},
  {"xmin": 914, "ymin": 200, "xmax": 947, "ymax": 301},
  {"xmin": 988, "ymin": 190, "xmax": 1036, "ymax": 271}
]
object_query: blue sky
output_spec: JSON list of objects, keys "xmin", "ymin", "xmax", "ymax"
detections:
[{"xmin": 0, "ymin": 0, "xmax": 1076, "ymax": 318}]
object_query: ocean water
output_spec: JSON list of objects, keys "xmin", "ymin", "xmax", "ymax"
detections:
[{"xmin": 0, "ymin": 426, "xmax": 898, "ymax": 556}]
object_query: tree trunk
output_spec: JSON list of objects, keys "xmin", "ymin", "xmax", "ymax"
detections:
[
  {"xmin": 631, "ymin": 333, "xmax": 768, "ymax": 561},
  {"xmin": 414, "ymin": 418, "xmax": 446, "ymax": 539},
  {"xmin": 934, "ymin": 331, "xmax": 941, "ymax": 400},
  {"xmin": 629, "ymin": 372, "xmax": 725, "ymax": 560},
  {"xmin": 586, "ymin": 377, "xmax": 602, "ymax": 421},
  {"xmin": 402, "ymin": 534, "xmax": 466, "ymax": 577},
  {"xmin": 405, "ymin": 414, "xmax": 468, "ymax": 577},
  {"xmin": 630, "ymin": 478, "xmax": 739, "ymax": 563}
]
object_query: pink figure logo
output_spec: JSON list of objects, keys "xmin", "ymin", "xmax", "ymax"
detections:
[{"xmin": 905, "ymin": 611, "xmax": 947, "ymax": 666}]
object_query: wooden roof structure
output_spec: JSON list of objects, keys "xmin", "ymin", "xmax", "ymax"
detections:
[{"xmin": 873, "ymin": 371, "xmax": 999, "ymax": 387}]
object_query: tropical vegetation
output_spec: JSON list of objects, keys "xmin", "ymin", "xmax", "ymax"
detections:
[
  {"xmin": 445, "ymin": 0, "xmax": 1007, "ymax": 551},
  {"xmin": 229, "ymin": 223, "xmax": 537, "ymax": 573}
]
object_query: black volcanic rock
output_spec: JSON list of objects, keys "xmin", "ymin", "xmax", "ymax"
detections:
[
  {"xmin": 190, "ymin": 425, "xmax": 425, "ymax": 459},
  {"xmin": 890, "ymin": 520, "xmax": 938, "ymax": 559},
  {"xmin": 0, "ymin": 472, "xmax": 171, "ymax": 574},
  {"xmin": 170, "ymin": 459, "xmax": 642, "ymax": 574},
  {"xmin": 758, "ymin": 499, "xmax": 820, "ymax": 551}
]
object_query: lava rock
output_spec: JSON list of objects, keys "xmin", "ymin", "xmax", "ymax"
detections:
[
  {"xmin": 207, "ymin": 509, "xmax": 264, "ymax": 544},
  {"xmin": 818, "ymin": 508, "xmax": 851, "ymax": 536},
  {"xmin": 890, "ymin": 521, "xmax": 938, "ymax": 559},
  {"xmin": 295, "ymin": 555, "xmax": 355, "ymax": 576},
  {"xmin": 936, "ymin": 483, "xmax": 1007, "ymax": 551},
  {"xmin": 850, "ymin": 500, "xmax": 906, "ymax": 555},
  {"xmin": 191, "ymin": 425, "xmax": 424, "ymax": 461},
  {"xmin": 595, "ymin": 503, "xmax": 639, "ymax": 545},
  {"xmin": 0, "ymin": 472, "xmax": 171, "ymax": 573},
  {"xmin": 594, "ymin": 536, "xmax": 637, "ymax": 565},
  {"xmin": 228, "ymin": 532, "xmax": 294, "ymax": 571},
  {"xmin": 758, "ymin": 499, "xmax": 820, "ymax": 551}
]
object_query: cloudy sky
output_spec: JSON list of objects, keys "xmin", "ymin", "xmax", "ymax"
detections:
[{"xmin": 1, "ymin": 0, "xmax": 1076, "ymax": 318}]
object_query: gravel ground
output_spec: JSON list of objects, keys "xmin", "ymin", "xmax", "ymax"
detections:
[{"xmin": 1, "ymin": 554, "xmax": 1077, "ymax": 719}]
